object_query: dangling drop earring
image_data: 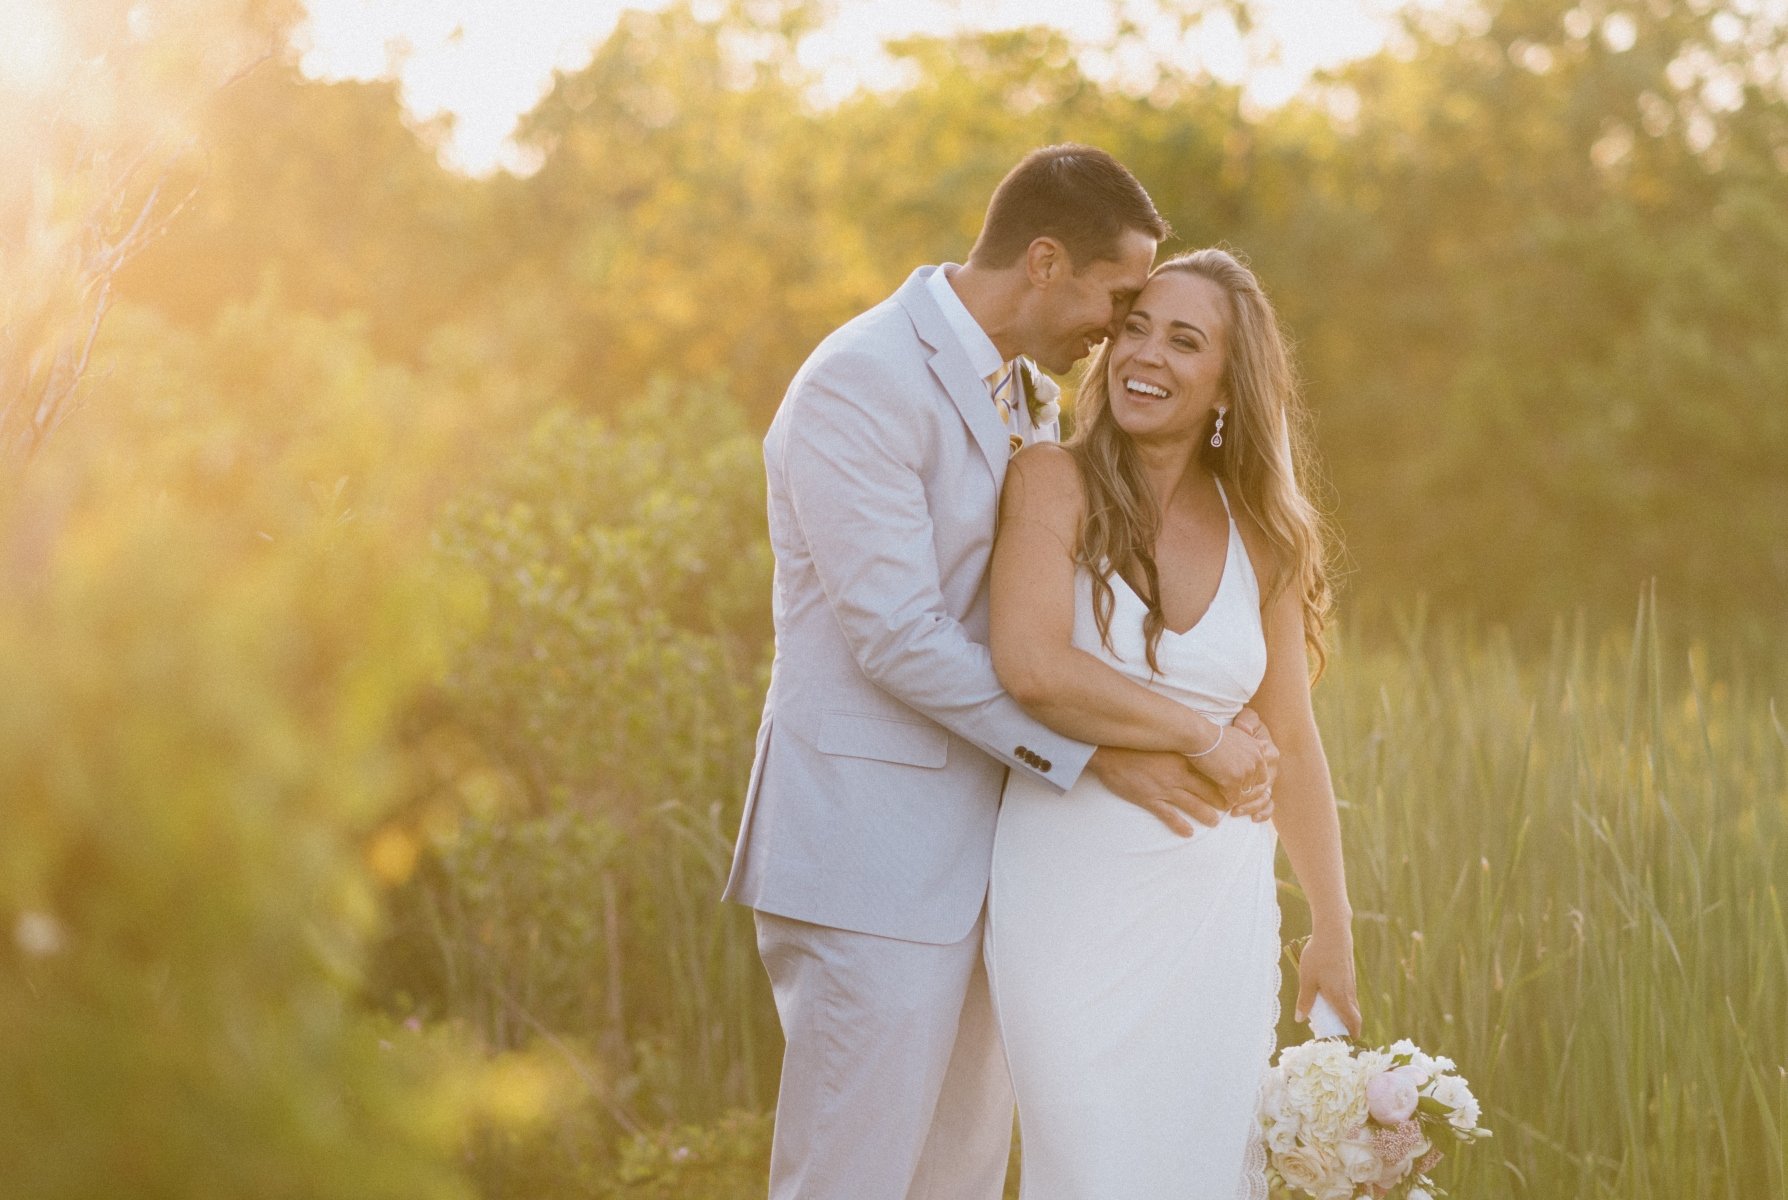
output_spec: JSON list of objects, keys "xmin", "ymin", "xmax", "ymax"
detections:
[{"xmin": 1210, "ymin": 406, "xmax": 1227, "ymax": 449}]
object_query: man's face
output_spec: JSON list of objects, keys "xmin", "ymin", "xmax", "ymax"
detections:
[{"xmin": 1031, "ymin": 228, "xmax": 1158, "ymax": 375}]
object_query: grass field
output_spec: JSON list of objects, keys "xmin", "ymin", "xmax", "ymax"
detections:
[{"xmin": 1294, "ymin": 599, "xmax": 1786, "ymax": 1198}]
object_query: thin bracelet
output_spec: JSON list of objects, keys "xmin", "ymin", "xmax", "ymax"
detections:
[{"xmin": 1185, "ymin": 724, "xmax": 1224, "ymax": 759}]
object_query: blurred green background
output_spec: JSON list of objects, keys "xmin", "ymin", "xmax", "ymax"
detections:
[{"xmin": 2, "ymin": 0, "xmax": 1784, "ymax": 1196}]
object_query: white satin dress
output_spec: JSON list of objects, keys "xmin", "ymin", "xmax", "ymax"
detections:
[{"xmin": 985, "ymin": 482, "xmax": 1281, "ymax": 1200}]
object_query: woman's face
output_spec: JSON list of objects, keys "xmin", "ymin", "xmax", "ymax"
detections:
[{"xmin": 1105, "ymin": 270, "xmax": 1230, "ymax": 446}]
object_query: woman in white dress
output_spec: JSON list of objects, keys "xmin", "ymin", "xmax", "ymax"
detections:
[{"xmin": 983, "ymin": 249, "xmax": 1360, "ymax": 1199}]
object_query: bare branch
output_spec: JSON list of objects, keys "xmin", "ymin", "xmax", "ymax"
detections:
[{"xmin": 0, "ymin": 43, "xmax": 272, "ymax": 474}]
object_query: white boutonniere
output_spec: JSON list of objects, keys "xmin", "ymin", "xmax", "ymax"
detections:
[{"xmin": 1022, "ymin": 359, "xmax": 1062, "ymax": 430}]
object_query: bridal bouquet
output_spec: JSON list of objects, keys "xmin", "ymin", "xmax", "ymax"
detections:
[{"xmin": 1259, "ymin": 1024, "xmax": 1490, "ymax": 1200}]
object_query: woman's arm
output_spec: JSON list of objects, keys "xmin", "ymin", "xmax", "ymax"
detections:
[
  {"xmin": 990, "ymin": 446, "xmax": 1262, "ymax": 792},
  {"xmin": 1247, "ymin": 558, "xmax": 1361, "ymax": 1035}
]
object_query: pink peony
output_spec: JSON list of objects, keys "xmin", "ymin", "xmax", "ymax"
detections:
[{"xmin": 1365, "ymin": 1068, "xmax": 1420, "ymax": 1124}]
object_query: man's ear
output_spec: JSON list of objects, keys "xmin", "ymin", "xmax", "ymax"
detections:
[{"xmin": 1024, "ymin": 237, "xmax": 1067, "ymax": 287}]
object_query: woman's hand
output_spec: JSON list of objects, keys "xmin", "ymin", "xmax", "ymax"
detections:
[
  {"xmin": 1295, "ymin": 929, "xmax": 1362, "ymax": 1038},
  {"xmin": 1227, "ymin": 708, "xmax": 1279, "ymax": 822},
  {"xmin": 1187, "ymin": 721, "xmax": 1267, "ymax": 808}
]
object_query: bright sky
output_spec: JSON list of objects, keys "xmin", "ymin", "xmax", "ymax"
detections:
[
  {"xmin": 0, "ymin": 1, "xmax": 1423, "ymax": 174},
  {"xmin": 291, "ymin": 0, "xmax": 1425, "ymax": 175}
]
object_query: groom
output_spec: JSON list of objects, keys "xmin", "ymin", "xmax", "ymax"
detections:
[{"xmin": 725, "ymin": 145, "xmax": 1249, "ymax": 1199}]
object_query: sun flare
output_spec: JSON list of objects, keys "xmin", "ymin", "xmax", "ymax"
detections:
[{"xmin": 0, "ymin": 0, "xmax": 66, "ymax": 93}]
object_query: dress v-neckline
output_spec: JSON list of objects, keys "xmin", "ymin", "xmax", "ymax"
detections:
[{"xmin": 1110, "ymin": 484, "xmax": 1234, "ymax": 640}]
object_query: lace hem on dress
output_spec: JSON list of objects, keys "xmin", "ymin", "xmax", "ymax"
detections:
[{"xmin": 1235, "ymin": 873, "xmax": 1282, "ymax": 1200}]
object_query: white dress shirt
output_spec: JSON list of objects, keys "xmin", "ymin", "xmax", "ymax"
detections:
[{"xmin": 926, "ymin": 263, "xmax": 1035, "ymax": 443}]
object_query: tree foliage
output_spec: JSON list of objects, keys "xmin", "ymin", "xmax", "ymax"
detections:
[
  {"xmin": 0, "ymin": 299, "xmax": 515, "ymax": 1198},
  {"xmin": 105, "ymin": 0, "xmax": 1788, "ymax": 627}
]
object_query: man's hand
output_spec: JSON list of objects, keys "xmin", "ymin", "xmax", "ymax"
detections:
[
  {"xmin": 1087, "ymin": 746, "xmax": 1226, "ymax": 837},
  {"xmin": 1227, "ymin": 707, "xmax": 1280, "ymax": 823}
]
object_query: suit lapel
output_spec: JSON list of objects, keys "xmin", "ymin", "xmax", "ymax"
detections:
[{"xmin": 894, "ymin": 269, "xmax": 1008, "ymax": 481}]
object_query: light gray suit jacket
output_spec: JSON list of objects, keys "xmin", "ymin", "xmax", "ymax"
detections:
[{"xmin": 724, "ymin": 267, "xmax": 1096, "ymax": 945}]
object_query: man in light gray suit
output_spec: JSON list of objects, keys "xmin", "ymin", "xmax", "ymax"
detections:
[{"xmin": 725, "ymin": 145, "xmax": 1242, "ymax": 1198}]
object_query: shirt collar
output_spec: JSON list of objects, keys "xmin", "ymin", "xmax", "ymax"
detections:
[{"xmin": 926, "ymin": 264, "xmax": 1006, "ymax": 384}]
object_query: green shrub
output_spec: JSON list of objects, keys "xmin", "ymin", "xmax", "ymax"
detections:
[
  {"xmin": 374, "ymin": 384, "xmax": 782, "ymax": 1190},
  {"xmin": 0, "ymin": 423, "xmax": 476, "ymax": 1199},
  {"xmin": 0, "ymin": 290, "xmax": 553, "ymax": 1199}
]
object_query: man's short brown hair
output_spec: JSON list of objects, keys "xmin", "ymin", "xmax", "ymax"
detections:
[{"xmin": 968, "ymin": 144, "xmax": 1171, "ymax": 271}]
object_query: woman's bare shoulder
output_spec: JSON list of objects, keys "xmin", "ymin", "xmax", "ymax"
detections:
[
  {"xmin": 1002, "ymin": 443, "xmax": 1087, "ymax": 525},
  {"xmin": 1001, "ymin": 443, "xmax": 1079, "ymax": 500},
  {"xmin": 1007, "ymin": 442, "xmax": 1084, "ymax": 494}
]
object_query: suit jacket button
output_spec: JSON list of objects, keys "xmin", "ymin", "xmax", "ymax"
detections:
[{"xmin": 1040, "ymin": 759, "xmax": 1051, "ymax": 771}]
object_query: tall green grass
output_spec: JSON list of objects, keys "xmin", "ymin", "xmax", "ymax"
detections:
[{"xmin": 1307, "ymin": 596, "xmax": 1786, "ymax": 1198}]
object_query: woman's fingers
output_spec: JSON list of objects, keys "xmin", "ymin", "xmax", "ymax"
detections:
[
  {"xmin": 1231, "ymin": 787, "xmax": 1274, "ymax": 821},
  {"xmin": 1340, "ymin": 992, "xmax": 1364, "ymax": 1038},
  {"xmin": 1294, "ymin": 970, "xmax": 1319, "ymax": 1023}
]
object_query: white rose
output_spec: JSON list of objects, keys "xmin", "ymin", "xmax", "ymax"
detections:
[
  {"xmin": 1408, "ymin": 1189, "xmax": 1433, "ymax": 1200},
  {"xmin": 1260, "ymin": 1074, "xmax": 1302, "ymax": 1151},
  {"xmin": 1260, "ymin": 1077, "xmax": 1302, "ymax": 1153},
  {"xmin": 1426, "ymin": 1074, "xmax": 1482, "ymax": 1131},
  {"xmin": 1336, "ymin": 1130, "xmax": 1381, "ymax": 1184},
  {"xmin": 1273, "ymin": 1143, "xmax": 1334, "ymax": 1193}
]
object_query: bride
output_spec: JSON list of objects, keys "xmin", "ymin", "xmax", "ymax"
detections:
[{"xmin": 983, "ymin": 248, "xmax": 1360, "ymax": 1198}]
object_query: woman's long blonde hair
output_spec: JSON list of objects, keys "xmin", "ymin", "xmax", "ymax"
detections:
[{"xmin": 1068, "ymin": 248, "xmax": 1334, "ymax": 677}]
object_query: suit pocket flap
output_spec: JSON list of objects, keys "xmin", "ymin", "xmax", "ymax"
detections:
[{"xmin": 816, "ymin": 710, "xmax": 949, "ymax": 768}]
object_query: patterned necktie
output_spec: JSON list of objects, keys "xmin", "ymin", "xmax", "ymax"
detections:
[{"xmin": 991, "ymin": 359, "xmax": 1024, "ymax": 455}]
